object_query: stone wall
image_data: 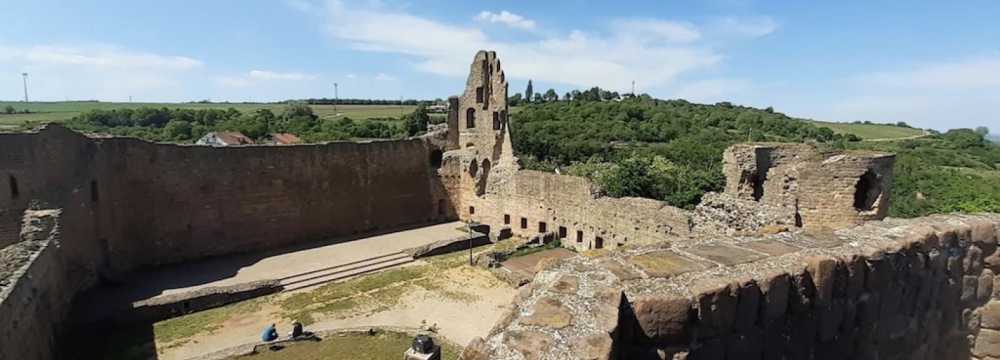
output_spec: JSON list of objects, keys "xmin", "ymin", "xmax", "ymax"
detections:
[
  {"xmin": 0, "ymin": 209, "xmax": 74, "ymax": 360},
  {"xmin": 467, "ymin": 170, "xmax": 692, "ymax": 251},
  {"xmin": 464, "ymin": 213, "xmax": 1000, "ymax": 359},
  {"xmin": 0, "ymin": 125, "xmax": 450, "ymax": 273},
  {"xmin": 721, "ymin": 143, "xmax": 896, "ymax": 230}
]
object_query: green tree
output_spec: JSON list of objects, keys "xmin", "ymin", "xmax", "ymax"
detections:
[
  {"xmin": 3, "ymin": 105, "xmax": 14, "ymax": 114},
  {"xmin": 162, "ymin": 120, "xmax": 193, "ymax": 140},
  {"xmin": 525, "ymin": 80, "xmax": 534, "ymax": 103},
  {"xmin": 509, "ymin": 93, "xmax": 523, "ymax": 106},
  {"xmin": 543, "ymin": 89, "xmax": 559, "ymax": 102},
  {"xmin": 403, "ymin": 105, "xmax": 430, "ymax": 136}
]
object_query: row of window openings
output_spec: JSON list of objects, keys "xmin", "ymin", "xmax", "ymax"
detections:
[
  {"xmin": 8, "ymin": 175, "xmax": 99, "ymax": 203},
  {"xmin": 465, "ymin": 109, "xmax": 506, "ymax": 130},
  {"xmin": 499, "ymin": 213, "xmax": 603, "ymax": 249}
]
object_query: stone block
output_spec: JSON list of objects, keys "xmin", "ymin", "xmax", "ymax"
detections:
[
  {"xmin": 600, "ymin": 259, "xmax": 642, "ymax": 281},
  {"xmin": 761, "ymin": 272, "xmax": 790, "ymax": 322},
  {"xmin": 734, "ymin": 281, "xmax": 761, "ymax": 331},
  {"xmin": 975, "ymin": 329, "xmax": 1000, "ymax": 358},
  {"xmin": 806, "ymin": 255, "xmax": 840, "ymax": 307},
  {"xmin": 696, "ymin": 284, "xmax": 738, "ymax": 338},
  {"xmin": 459, "ymin": 337, "xmax": 490, "ymax": 360},
  {"xmin": 504, "ymin": 330, "xmax": 554, "ymax": 360},
  {"xmin": 964, "ymin": 275, "xmax": 981, "ymax": 304},
  {"xmin": 551, "ymin": 275, "xmax": 579, "ymax": 294},
  {"xmin": 629, "ymin": 251, "xmax": 710, "ymax": 278},
  {"xmin": 982, "ymin": 270, "xmax": 996, "ymax": 303},
  {"xmin": 981, "ymin": 301, "xmax": 1000, "ymax": 330},
  {"xmin": 968, "ymin": 245, "xmax": 985, "ymax": 275},
  {"xmin": 686, "ymin": 243, "xmax": 767, "ymax": 266},
  {"xmin": 632, "ymin": 296, "xmax": 692, "ymax": 344},
  {"xmin": 520, "ymin": 297, "xmax": 573, "ymax": 329},
  {"xmin": 743, "ymin": 239, "xmax": 801, "ymax": 256},
  {"xmin": 570, "ymin": 334, "xmax": 614, "ymax": 360}
]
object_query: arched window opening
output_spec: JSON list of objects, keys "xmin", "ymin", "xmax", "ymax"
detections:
[
  {"xmin": 476, "ymin": 86, "xmax": 484, "ymax": 103},
  {"xmin": 492, "ymin": 112, "xmax": 500, "ymax": 130},
  {"xmin": 854, "ymin": 170, "xmax": 882, "ymax": 212},
  {"xmin": 8, "ymin": 175, "xmax": 19, "ymax": 199},
  {"xmin": 429, "ymin": 149, "xmax": 443, "ymax": 168},
  {"xmin": 476, "ymin": 159, "xmax": 491, "ymax": 196},
  {"xmin": 465, "ymin": 108, "xmax": 476, "ymax": 128},
  {"xmin": 469, "ymin": 160, "xmax": 479, "ymax": 177}
]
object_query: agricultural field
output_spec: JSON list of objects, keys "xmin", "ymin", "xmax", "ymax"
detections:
[
  {"xmin": 0, "ymin": 101, "xmax": 418, "ymax": 127},
  {"xmin": 809, "ymin": 120, "xmax": 926, "ymax": 140}
]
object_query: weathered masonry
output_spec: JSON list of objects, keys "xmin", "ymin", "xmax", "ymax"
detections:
[{"xmin": 463, "ymin": 214, "xmax": 1000, "ymax": 360}]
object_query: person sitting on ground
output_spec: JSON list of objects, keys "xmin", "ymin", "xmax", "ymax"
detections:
[
  {"xmin": 290, "ymin": 321, "xmax": 303, "ymax": 338},
  {"xmin": 261, "ymin": 323, "xmax": 278, "ymax": 342}
]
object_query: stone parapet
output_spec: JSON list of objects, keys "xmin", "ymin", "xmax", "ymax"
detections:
[{"xmin": 465, "ymin": 213, "xmax": 1000, "ymax": 359}]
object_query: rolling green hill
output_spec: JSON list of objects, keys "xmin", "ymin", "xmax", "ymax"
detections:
[{"xmin": 809, "ymin": 120, "xmax": 925, "ymax": 140}]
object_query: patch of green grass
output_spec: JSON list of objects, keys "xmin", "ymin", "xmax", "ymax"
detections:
[
  {"xmin": 233, "ymin": 330, "xmax": 461, "ymax": 360},
  {"xmin": 809, "ymin": 120, "xmax": 924, "ymax": 139},
  {"xmin": 153, "ymin": 297, "xmax": 266, "ymax": 344}
]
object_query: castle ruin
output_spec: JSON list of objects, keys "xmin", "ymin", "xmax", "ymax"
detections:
[{"xmin": 1, "ymin": 50, "xmax": 998, "ymax": 360}]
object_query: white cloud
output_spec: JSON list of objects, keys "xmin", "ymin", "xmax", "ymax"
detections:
[
  {"xmin": 285, "ymin": 0, "xmax": 320, "ymax": 12},
  {"xmin": 248, "ymin": 69, "xmax": 316, "ymax": 81},
  {"xmin": 475, "ymin": 10, "xmax": 537, "ymax": 30},
  {"xmin": 374, "ymin": 73, "xmax": 396, "ymax": 81},
  {"xmin": 672, "ymin": 78, "xmax": 751, "ymax": 103},
  {"xmin": 0, "ymin": 44, "xmax": 202, "ymax": 70},
  {"xmin": 0, "ymin": 44, "xmax": 202, "ymax": 101},
  {"xmin": 612, "ymin": 19, "xmax": 701, "ymax": 43},
  {"xmin": 710, "ymin": 16, "xmax": 778, "ymax": 38},
  {"xmin": 322, "ymin": 1, "xmax": 727, "ymax": 92},
  {"xmin": 817, "ymin": 54, "xmax": 1000, "ymax": 130},
  {"xmin": 346, "ymin": 73, "xmax": 357, "ymax": 79}
]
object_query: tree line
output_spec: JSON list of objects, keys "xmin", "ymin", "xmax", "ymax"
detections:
[{"xmin": 63, "ymin": 103, "xmax": 432, "ymax": 143}]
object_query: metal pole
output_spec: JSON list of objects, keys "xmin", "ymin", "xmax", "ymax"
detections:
[
  {"xmin": 467, "ymin": 221, "xmax": 473, "ymax": 265},
  {"xmin": 333, "ymin": 83, "xmax": 338, "ymax": 114},
  {"xmin": 21, "ymin": 73, "xmax": 28, "ymax": 102}
]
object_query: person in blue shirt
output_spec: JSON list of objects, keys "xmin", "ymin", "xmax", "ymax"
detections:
[{"xmin": 261, "ymin": 323, "xmax": 278, "ymax": 342}]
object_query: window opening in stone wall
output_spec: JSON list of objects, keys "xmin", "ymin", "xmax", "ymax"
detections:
[
  {"xmin": 577, "ymin": 231, "xmax": 584, "ymax": 243},
  {"xmin": 538, "ymin": 222, "xmax": 547, "ymax": 233},
  {"xmin": 476, "ymin": 159, "xmax": 491, "ymax": 197},
  {"xmin": 8, "ymin": 175, "xmax": 18, "ymax": 199},
  {"xmin": 504, "ymin": 214, "xmax": 510, "ymax": 224},
  {"xmin": 469, "ymin": 160, "xmax": 478, "ymax": 177},
  {"xmin": 466, "ymin": 108, "xmax": 476, "ymax": 128},
  {"xmin": 520, "ymin": 217, "xmax": 527, "ymax": 229},
  {"xmin": 429, "ymin": 149, "xmax": 443, "ymax": 168},
  {"xmin": 559, "ymin": 226, "xmax": 567, "ymax": 238},
  {"xmin": 91, "ymin": 180, "xmax": 99, "ymax": 203},
  {"xmin": 751, "ymin": 150, "xmax": 771, "ymax": 201},
  {"xmin": 492, "ymin": 112, "xmax": 500, "ymax": 130},
  {"xmin": 476, "ymin": 87, "xmax": 484, "ymax": 103},
  {"xmin": 854, "ymin": 170, "xmax": 882, "ymax": 212},
  {"xmin": 595, "ymin": 236, "xmax": 604, "ymax": 249},
  {"xmin": 469, "ymin": 206, "xmax": 475, "ymax": 215}
]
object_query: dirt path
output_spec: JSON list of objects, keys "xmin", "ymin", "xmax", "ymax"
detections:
[{"xmin": 155, "ymin": 263, "xmax": 515, "ymax": 360}]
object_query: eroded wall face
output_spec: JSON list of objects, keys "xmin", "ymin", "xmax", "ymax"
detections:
[
  {"xmin": 722, "ymin": 143, "xmax": 895, "ymax": 230},
  {"xmin": 0, "ymin": 126, "xmax": 445, "ymax": 273},
  {"xmin": 467, "ymin": 170, "xmax": 691, "ymax": 250}
]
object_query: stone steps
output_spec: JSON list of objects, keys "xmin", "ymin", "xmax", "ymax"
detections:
[{"xmin": 278, "ymin": 252, "xmax": 415, "ymax": 292}]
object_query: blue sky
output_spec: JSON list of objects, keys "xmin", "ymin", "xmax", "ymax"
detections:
[{"xmin": 2, "ymin": 0, "xmax": 998, "ymax": 131}]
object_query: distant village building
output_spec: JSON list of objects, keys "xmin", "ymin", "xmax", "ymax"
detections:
[
  {"xmin": 427, "ymin": 104, "xmax": 449, "ymax": 113},
  {"xmin": 196, "ymin": 131, "xmax": 253, "ymax": 146},
  {"xmin": 263, "ymin": 133, "xmax": 302, "ymax": 145}
]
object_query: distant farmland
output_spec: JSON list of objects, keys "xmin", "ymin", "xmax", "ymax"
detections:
[
  {"xmin": 808, "ymin": 120, "xmax": 925, "ymax": 140},
  {"xmin": 0, "ymin": 101, "xmax": 420, "ymax": 127}
]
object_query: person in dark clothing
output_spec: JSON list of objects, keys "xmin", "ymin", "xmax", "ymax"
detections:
[
  {"xmin": 261, "ymin": 323, "xmax": 278, "ymax": 342},
  {"xmin": 290, "ymin": 321, "xmax": 303, "ymax": 338}
]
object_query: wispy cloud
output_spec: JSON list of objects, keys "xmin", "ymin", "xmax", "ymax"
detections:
[
  {"xmin": 0, "ymin": 44, "xmax": 202, "ymax": 101},
  {"xmin": 322, "ymin": 1, "xmax": 734, "ymax": 92},
  {"xmin": 217, "ymin": 69, "xmax": 317, "ymax": 88},
  {"xmin": 818, "ymin": 54, "xmax": 1000, "ymax": 129},
  {"xmin": 374, "ymin": 72, "xmax": 396, "ymax": 81},
  {"xmin": 248, "ymin": 69, "xmax": 316, "ymax": 81},
  {"xmin": 475, "ymin": 10, "xmax": 536, "ymax": 30},
  {"xmin": 709, "ymin": 16, "xmax": 778, "ymax": 38}
]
